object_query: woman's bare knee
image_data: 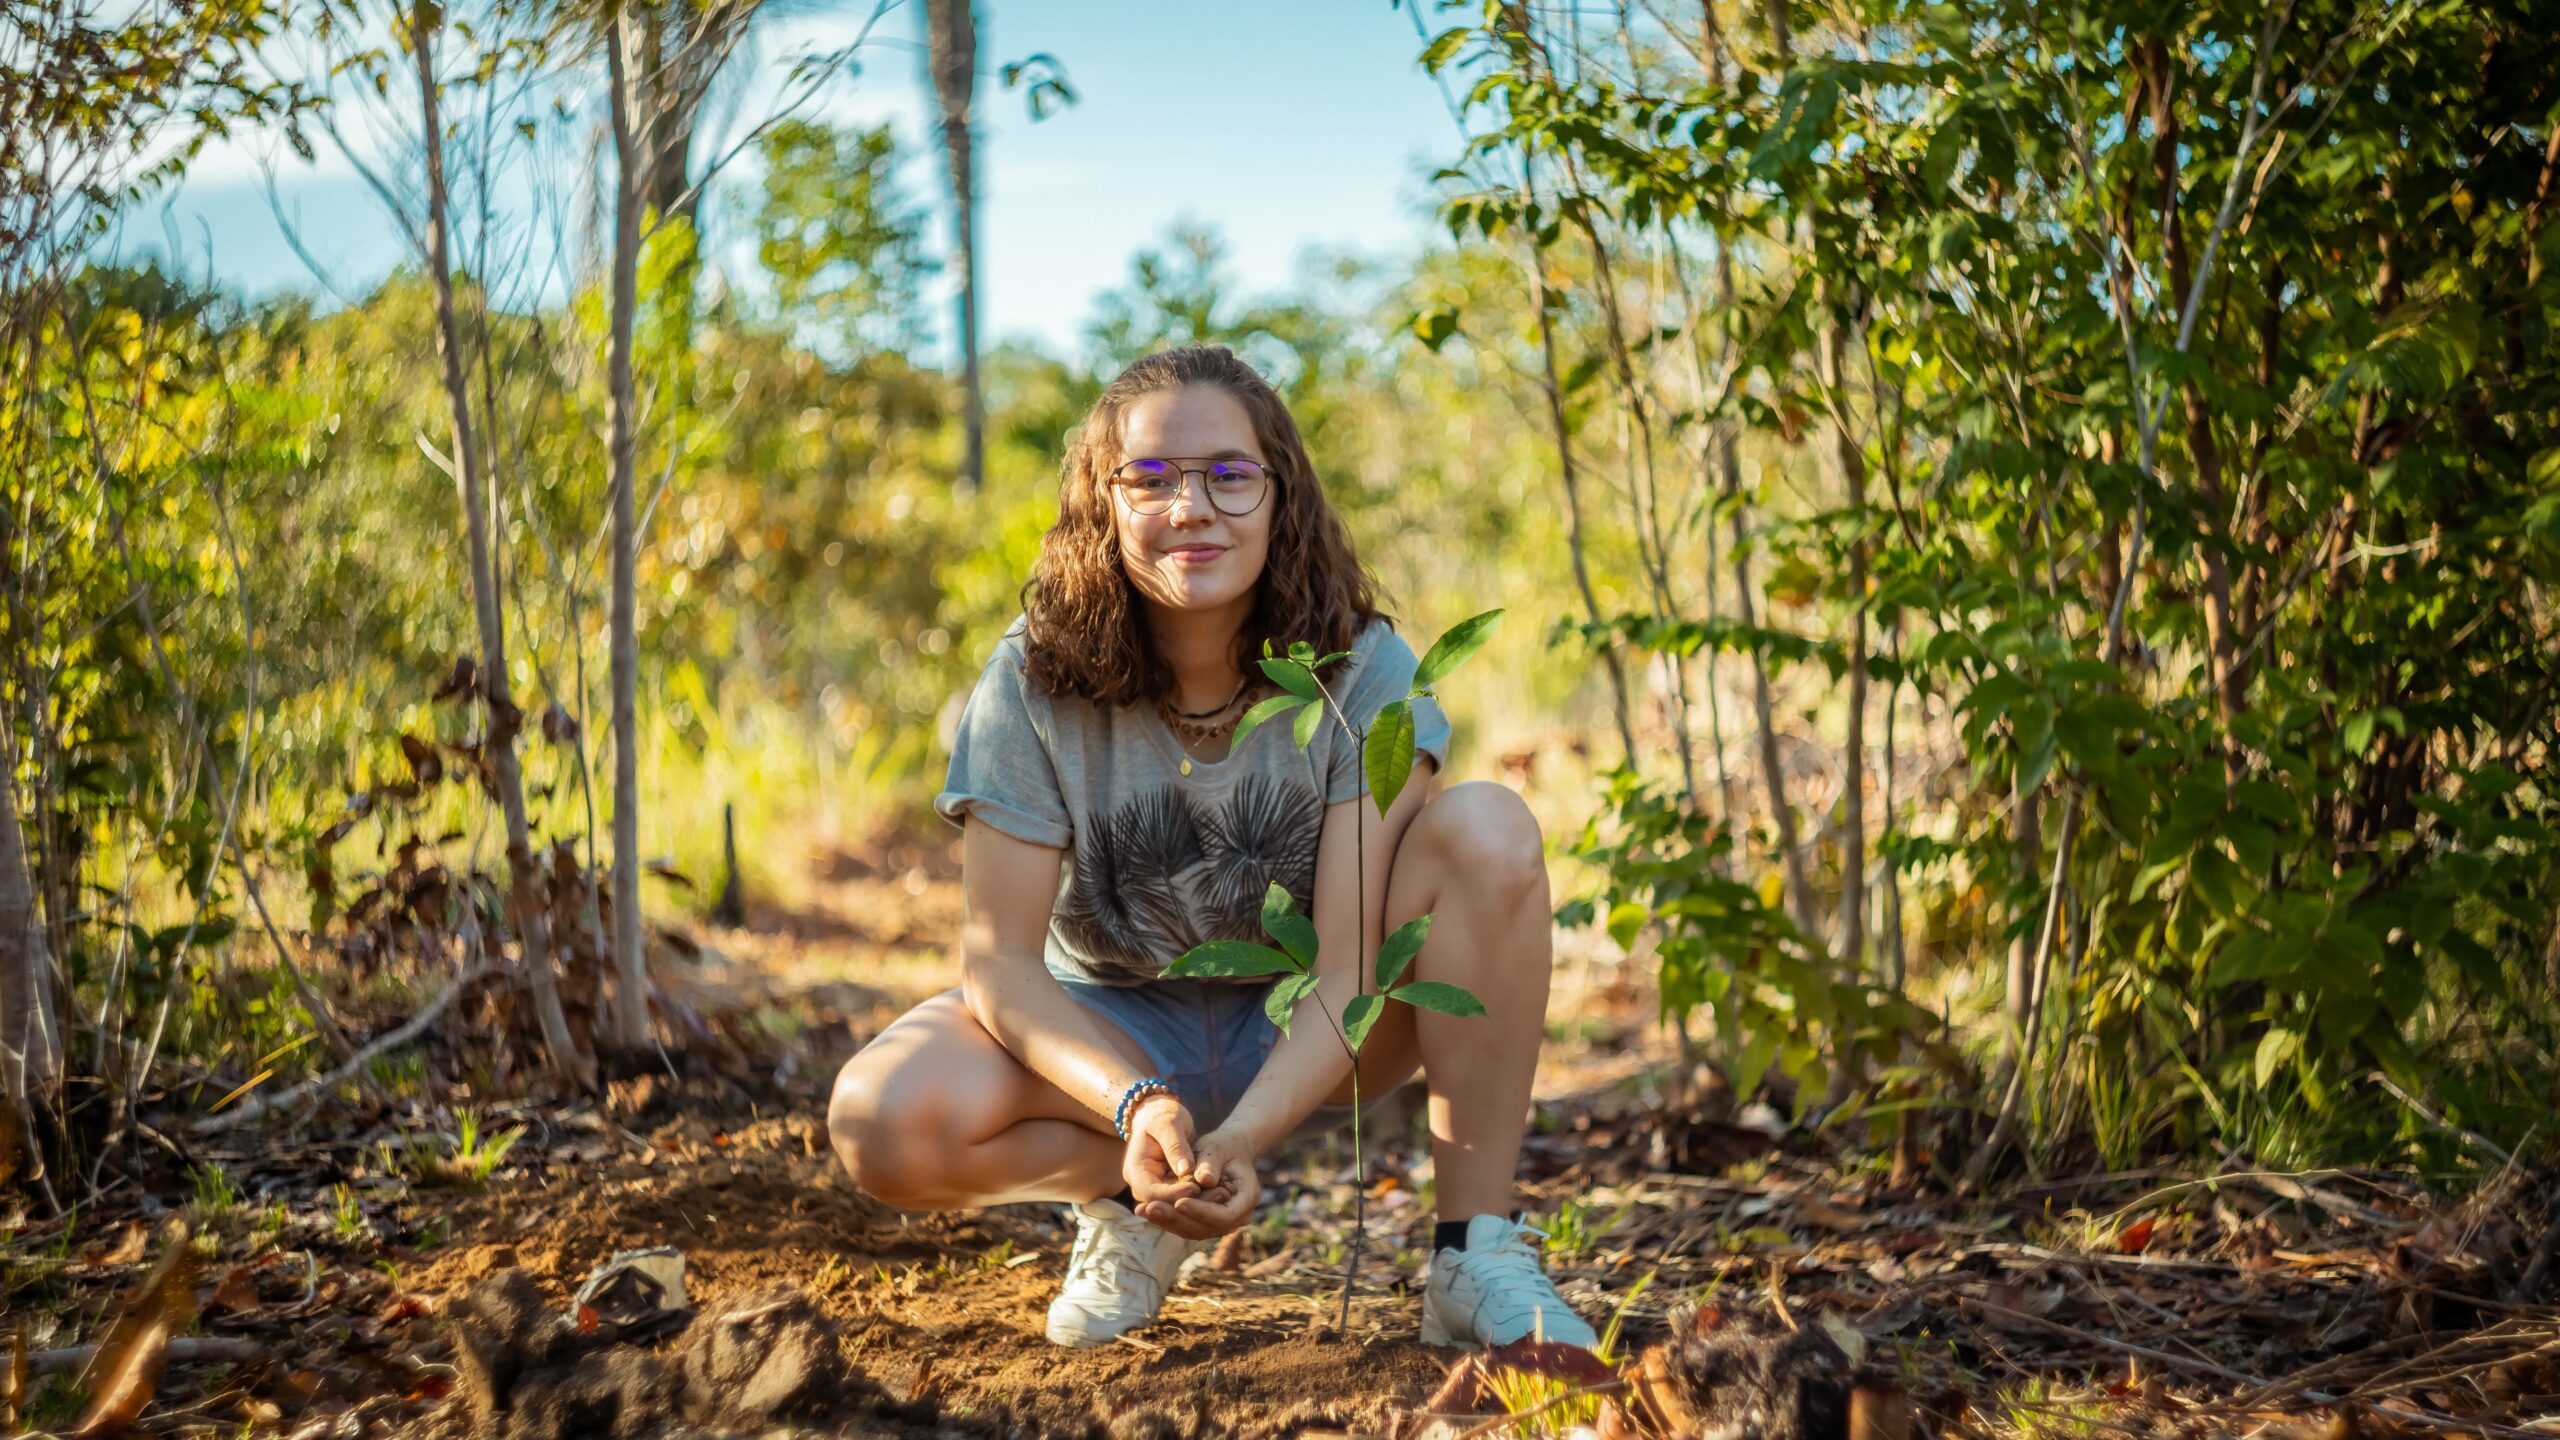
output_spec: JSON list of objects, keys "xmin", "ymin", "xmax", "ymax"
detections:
[{"xmin": 827, "ymin": 1053, "xmax": 942, "ymax": 1208}]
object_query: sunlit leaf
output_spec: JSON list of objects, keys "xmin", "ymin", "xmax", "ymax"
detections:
[
  {"xmin": 1165, "ymin": 940, "xmax": 1297, "ymax": 980},
  {"xmin": 1230, "ymin": 694, "xmax": 1303, "ymax": 754},
  {"xmin": 1389, "ymin": 980, "xmax": 1485, "ymax": 1017},
  {"xmin": 1364, "ymin": 699, "xmax": 1415, "ymax": 817},
  {"xmin": 1292, "ymin": 698, "xmax": 1325, "ymax": 749},
  {"xmin": 1260, "ymin": 655, "xmax": 1322, "ymax": 702},
  {"xmin": 1264, "ymin": 972, "xmax": 1318, "ymax": 1036},
  {"xmin": 1260, "ymin": 883, "xmax": 1319, "ymax": 967},
  {"xmin": 1375, "ymin": 914, "xmax": 1432, "ymax": 991},
  {"xmin": 1344, "ymin": 993, "xmax": 1384, "ymax": 1051},
  {"xmin": 1415, "ymin": 609, "xmax": 1503, "ymax": 688}
]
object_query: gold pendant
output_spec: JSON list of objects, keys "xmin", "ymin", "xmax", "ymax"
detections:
[{"xmin": 1180, "ymin": 757, "xmax": 1193, "ymax": 776}]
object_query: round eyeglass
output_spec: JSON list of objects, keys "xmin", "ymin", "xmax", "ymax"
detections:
[{"xmin": 1108, "ymin": 457, "xmax": 1276, "ymax": 517}]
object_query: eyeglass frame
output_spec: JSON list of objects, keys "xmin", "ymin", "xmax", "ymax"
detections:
[{"xmin": 1105, "ymin": 456, "xmax": 1279, "ymax": 517}]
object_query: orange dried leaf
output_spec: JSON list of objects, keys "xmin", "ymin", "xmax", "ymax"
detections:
[
  {"xmin": 2117, "ymin": 1217, "xmax": 2158, "ymax": 1254},
  {"xmin": 90, "ymin": 1222, "xmax": 150, "ymax": 1266},
  {"xmin": 6, "ymin": 1319, "xmax": 28, "ymax": 1431},
  {"xmin": 212, "ymin": 1266, "xmax": 261, "ymax": 1315},
  {"xmin": 73, "ymin": 1224, "xmax": 199, "ymax": 1438}
]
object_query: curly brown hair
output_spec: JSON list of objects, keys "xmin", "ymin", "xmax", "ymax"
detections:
[{"xmin": 1019, "ymin": 346, "xmax": 1383, "ymax": 707}]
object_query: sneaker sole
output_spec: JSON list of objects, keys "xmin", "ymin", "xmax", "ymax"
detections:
[{"xmin": 1045, "ymin": 1313, "xmax": 1136, "ymax": 1349}]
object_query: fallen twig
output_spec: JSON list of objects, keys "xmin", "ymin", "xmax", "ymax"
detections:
[
  {"xmin": 30, "ymin": 1335, "xmax": 264, "ymax": 1376},
  {"xmin": 193, "ymin": 964, "xmax": 490, "ymax": 1134},
  {"xmin": 1966, "ymin": 1296, "xmax": 2560, "ymax": 1440}
]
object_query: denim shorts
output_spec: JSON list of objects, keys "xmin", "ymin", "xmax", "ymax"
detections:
[{"xmin": 1051, "ymin": 973, "xmax": 1402, "ymax": 1137}]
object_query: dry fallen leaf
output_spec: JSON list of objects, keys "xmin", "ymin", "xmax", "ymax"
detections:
[
  {"xmin": 89, "ymin": 1222, "xmax": 150, "ymax": 1267},
  {"xmin": 212, "ymin": 1266, "xmax": 261, "ymax": 1315},
  {"xmin": 73, "ymin": 1220, "xmax": 199, "ymax": 1438},
  {"xmin": 5, "ymin": 1319, "xmax": 28, "ymax": 1432},
  {"xmin": 1849, "ymin": 1386, "xmax": 1914, "ymax": 1440},
  {"xmin": 2118, "ymin": 1216, "xmax": 2159, "ymax": 1254},
  {"xmin": 1209, "ymin": 1230, "xmax": 1250, "ymax": 1272}
]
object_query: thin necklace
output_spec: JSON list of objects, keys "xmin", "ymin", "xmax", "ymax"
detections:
[
  {"xmin": 1167, "ymin": 675, "xmax": 1251, "ymax": 720},
  {"xmin": 1159, "ymin": 680, "xmax": 1260, "ymax": 775}
]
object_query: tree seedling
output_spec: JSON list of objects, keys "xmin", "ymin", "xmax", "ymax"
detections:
[{"xmin": 1165, "ymin": 608, "xmax": 1503, "ymax": 1332}]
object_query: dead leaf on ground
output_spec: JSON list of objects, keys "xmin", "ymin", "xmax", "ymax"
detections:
[
  {"xmin": 88, "ymin": 1221, "xmax": 150, "ymax": 1266},
  {"xmin": 73, "ymin": 1220, "xmax": 200, "ymax": 1437},
  {"xmin": 2118, "ymin": 1216, "xmax": 2159, "ymax": 1254},
  {"xmin": 212, "ymin": 1266, "xmax": 261, "ymax": 1315},
  {"xmin": 1210, "ymin": 1230, "xmax": 1250, "ymax": 1272},
  {"xmin": 6, "ymin": 1319, "xmax": 29, "ymax": 1432}
]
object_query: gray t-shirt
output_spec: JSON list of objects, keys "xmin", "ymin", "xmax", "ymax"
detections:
[{"xmin": 934, "ymin": 615, "xmax": 1453, "ymax": 986}]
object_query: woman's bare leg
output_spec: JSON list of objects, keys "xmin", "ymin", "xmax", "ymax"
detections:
[
  {"xmin": 827, "ymin": 992, "xmax": 1143, "ymax": 1209},
  {"xmin": 1335, "ymin": 780, "xmax": 1554, "ymax": 1224}
]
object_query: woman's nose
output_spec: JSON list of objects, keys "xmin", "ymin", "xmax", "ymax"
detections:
[{"xmin": 1165, "ymin": 474, "xmax": 1216, "ymax": 523}]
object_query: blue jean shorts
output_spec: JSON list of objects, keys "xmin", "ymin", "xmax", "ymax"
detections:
[{"xmin": 1052, "ymin": 973, "xmax": 1401, "ymax": 1137}]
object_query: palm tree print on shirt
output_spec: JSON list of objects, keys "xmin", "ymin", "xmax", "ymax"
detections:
[{"xmin": 1057, "ymin": 774, "xmax": 1322, "ymax": 984}]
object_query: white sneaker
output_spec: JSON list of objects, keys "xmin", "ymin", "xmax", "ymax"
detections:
[
  {"xmin": 1420, "ymin": 1215, "xmax": 1601, "ymax": 1350},
  {"xmin": 1044, "ymin": 1199, "xmax": 1208, "ymax": 1348}
]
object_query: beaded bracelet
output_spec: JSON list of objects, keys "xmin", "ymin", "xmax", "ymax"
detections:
[{"xmin": 1112, "ymin": 1077, "xmax": 1177, "ymax": 1140}]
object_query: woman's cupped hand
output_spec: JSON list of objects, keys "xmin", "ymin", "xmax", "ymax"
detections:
[{"xmin": 1123, "ymin": 1095, "xmax": 1259, "ymax": 1240}]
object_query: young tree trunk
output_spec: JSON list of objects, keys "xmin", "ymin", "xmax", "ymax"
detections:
[
  {"xmin": 1523, "ymin": 184, "xmax": 1639, "ymax": 767},
  {"xmin": 605, "ymin": 12, "xmax": 650, "ymax": 1055},
  {"xmin": 1716, "ymin": 250, "xmax": 1815, "ymax": 936},
  {"xmin": 1745, "ymin": 0, "xmax": 1818, "ymax": 941},
  {"xmin": 1997, "ymin": 776, "xmax": 2043, "ymax": 1082},
  {"xmin": 413, "ymin": 6, "xmax": 588, "ymax": 1088},
  {"xmin": 2140, "ymin": 40, "xmax": 2245, "ymax": 765},
  {"xmin": 0, "ymin": 728, "xmax": 61, "ymax": 1106},
  {"xmin": 927, "ymin": 0, "xmax": 983, "ymax": 494},
  {"xmin": 1824, "ymin": 320, "xmax": 1869, "ymax": 964}
]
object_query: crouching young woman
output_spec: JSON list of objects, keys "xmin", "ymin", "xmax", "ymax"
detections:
[{"xmin": 826, "ymin": 345, "xmax": 1599, "ymax": 1351}]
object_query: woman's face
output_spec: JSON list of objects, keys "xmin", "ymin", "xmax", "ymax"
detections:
[{"xmin": 1109, "ymin": 385, "xmax": 1274, "ymax": 619}]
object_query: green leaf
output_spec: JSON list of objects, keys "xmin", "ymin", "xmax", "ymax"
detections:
[
  {"xmin": 2343, "ymin": 712, "xmax": 2376, "ymax": 757},
  {"xmin": 1417, "ymin": 23, "xmax": 1469, "ymax": 71},
  {"xmin": 1264, "ymin": 972, "xmax": 1318, "ymax": 1036},
  {"xmin": 1364, "ymin": 699, "xmax": 1416, "ymax": 817},
  {"xmin": 1606, "ymin": 901, "xmax": 1648, "ymax": 949},
  {"xmin": 1230, "ymin": 694, "xmax": 1304, "ymax": 754},
  {"xmin": 1260, "ymin": 656, "xmax": 1322, "ymax": 702},
  {"xmin": 1412, "ymin": 304, "xmax": 1460, "ymax": 350},
  {"xmin": 2254, "ymin": 1026, "xmax": 2301, "ymax": 1089},
  {"xmin": 1260, "ymin": 882, "xmax": 1319, "ymax": 967},
  {"xmin": 1390, "ymin": 980, "xmax": 1486, "ymax": 1018},
  {"xmin": 1415, "ymin": 609, "xmax": 1503, "ymax": 688},
  {"xmin": 1375, "ymin": 914, "xmax": 1432, "ymax": 990},
  {"xmin": 1292, "ymin": 698, "xmax": 1324, "ymax": 749},
  {"xmin": 1165, "ymin": 940, "xmax": 1297, "ymax": 980},
  {"xmin": 1344, "ymin": 993, "xmax": 1384, "ymax": 1051}
]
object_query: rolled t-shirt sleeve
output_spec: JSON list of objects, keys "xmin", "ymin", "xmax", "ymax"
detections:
[
  {"xmin": 934, "ymin": 648, "xmax": 1073, "ymax": 849},
  {"xmin": 1325, "ymin": 623, "xmax": 1456, "ymax": 806}
]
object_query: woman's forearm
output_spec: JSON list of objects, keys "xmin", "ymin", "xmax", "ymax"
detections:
[
  {"xmin": 960, "ymin": 952, "xmax": 1154, "ymax": 1129},
  {"xmin": 1217, "ymin": 967, "xmax": 1359, "ymax": 1155}
]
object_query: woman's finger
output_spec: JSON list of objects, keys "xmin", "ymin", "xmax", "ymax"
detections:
[{"xmin": 1151, "ymin": 1117, "xmax": 1196, "ymax": 1178}]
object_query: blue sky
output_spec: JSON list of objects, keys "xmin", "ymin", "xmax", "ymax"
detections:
[{"xmin": 141, "ymin": 0, "xmax": 1469, "ymax": 357}]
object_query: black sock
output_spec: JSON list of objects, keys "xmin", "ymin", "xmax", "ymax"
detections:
[{"xmin": 1436, "ymin": 1210, "xmax": 1531, "ymax": 1253}]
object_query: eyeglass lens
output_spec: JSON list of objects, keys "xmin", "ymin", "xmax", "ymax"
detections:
[{"xmin": 1114, "ymin": 459, "xmax": 1272, "ymax": 516}]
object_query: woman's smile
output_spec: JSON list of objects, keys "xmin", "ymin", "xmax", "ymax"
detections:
[{"xmin": 1166, "ymin": 544, "xmax": 1226, "ymax": 566}]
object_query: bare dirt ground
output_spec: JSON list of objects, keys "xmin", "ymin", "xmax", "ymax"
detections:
[{"xmin": 7, "ymin": 835, "xmax": 2557, "ymax": 1439}]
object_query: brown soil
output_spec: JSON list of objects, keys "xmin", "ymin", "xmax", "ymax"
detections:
[{"xmin": 18, "ymin": 833, "xmax": 2553, "ymax": 1440}]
